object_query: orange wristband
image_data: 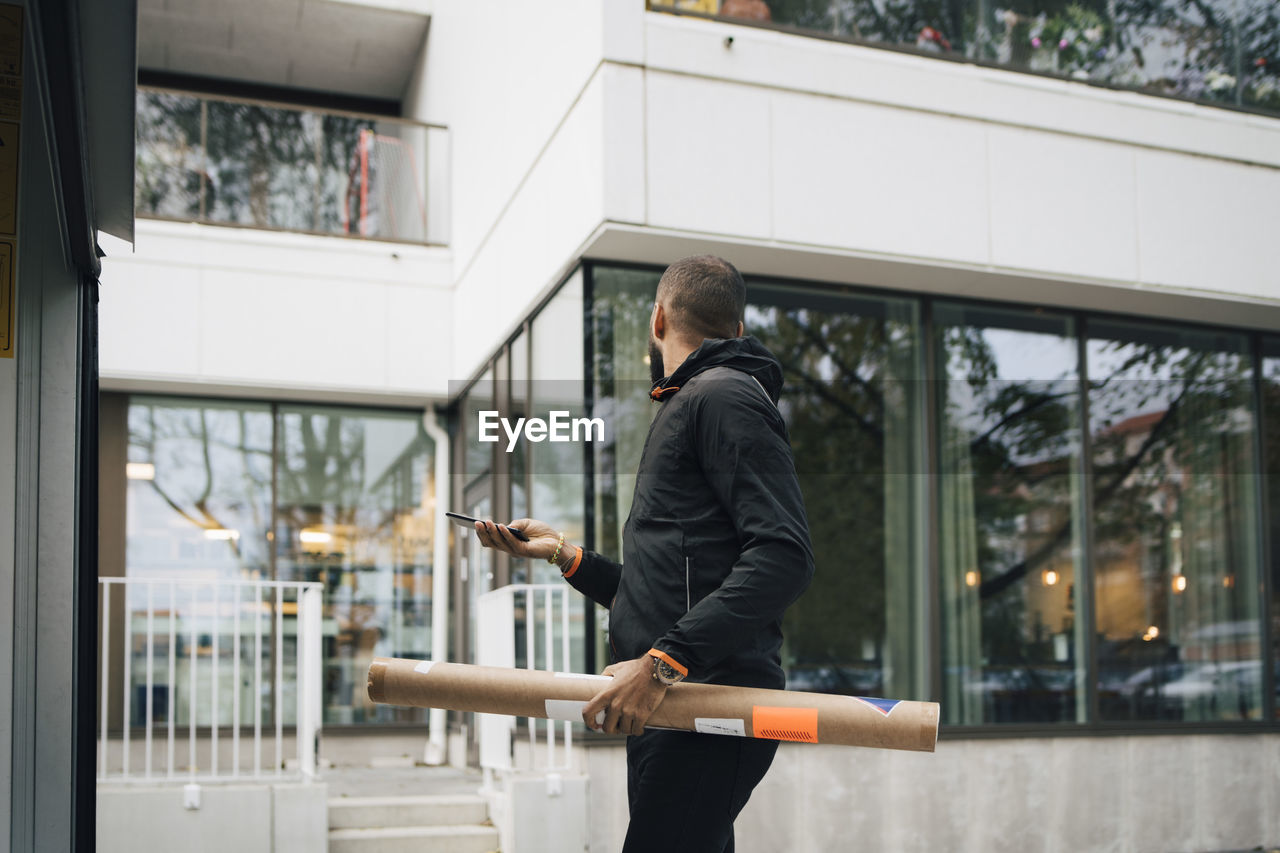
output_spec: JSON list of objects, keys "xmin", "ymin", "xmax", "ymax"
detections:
[
  {"xmin": 646, "ymin": 647, "xmax": 688, "ymax": 677},
  {"xmin": 561, "ymin": 546, "xmax": 583, "ymax": 579}
]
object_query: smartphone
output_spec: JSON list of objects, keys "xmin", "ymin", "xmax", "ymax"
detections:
[{"xmin": 445, "ymin": 511, "xmax": 530, "ymax": 542}]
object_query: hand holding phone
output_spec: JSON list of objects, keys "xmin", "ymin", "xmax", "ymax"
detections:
[{"xmin": 445, "ymin": 511, "xmax": 530, "ymax": 542}]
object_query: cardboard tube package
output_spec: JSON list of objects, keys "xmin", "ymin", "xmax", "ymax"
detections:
[{"xmin": 368, "ymin": 658, "xmax": 939, "ymax": 753}]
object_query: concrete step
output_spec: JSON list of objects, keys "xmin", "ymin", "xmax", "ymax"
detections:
[
  {"xmin": 328, "ymin": 824, "xmax": 499, "ymax": 853},
  {"xmin": 328, "ymin": 794, "xmax": 489, "ymax": 829}
]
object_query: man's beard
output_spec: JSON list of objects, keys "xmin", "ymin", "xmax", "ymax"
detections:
[{"xmin": 648, "ymin": 337, "xmax": 665, "ymax": 385}]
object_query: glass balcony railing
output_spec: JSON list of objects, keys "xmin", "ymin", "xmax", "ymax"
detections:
[
  {"xmin": 135, "ymin": 88, "xmax": 448, "ymax": 244},
  {"xmin": 651, "ymin": 0, "xmax": 1280, "ymax": 117}
]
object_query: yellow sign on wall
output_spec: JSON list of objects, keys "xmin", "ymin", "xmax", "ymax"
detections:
[{"xmin": 0, "ymin": 120, "xmax": 17, "ymax": 235}]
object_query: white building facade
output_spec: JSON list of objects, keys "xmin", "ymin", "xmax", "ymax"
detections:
[{"xmin": 98, "ymin": 1, "xmax": 1280, "ymax": 851}]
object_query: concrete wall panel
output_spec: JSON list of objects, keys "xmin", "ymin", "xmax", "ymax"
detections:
[
  {"xmin": 587, "ymin": 734, "xmax": 1280, "ymax": 853},
  {"xmin": 99, "ymin": 221, "xmax": 453, "ymax": 400},
  {"xmin": 407, "ymin": 0, "xmax": 606, "ymax": 272},
  {"xmin": 988, "ymin": 127, "xmax": 1138, "ymax": 282},
  {"xmin": 96, "ymin": 783, "xmax": 326, "ymax": 853},
  {"xmin": 645, "ymin": 72, "xmax": 772, "ymax": 241},
  {"xmin": 771, "ymin": 93, "xmax": 989, "ymax": 264},
  {"xmin": 633, "ymin": 11, "xmax": 1280, "ymax": 318},
  {"xmin": 641, "ymin": 12, "xmax": 1280, "ymax": 169},
  {"xmin": 449, "ymin": 72, "xmax": 606, "ymax": 380},
  {"xmin": 98, "ymin": 259, "xmax": 202, "ymax": 380},
  {"xmin": 1135, "ymin": 151, "xmax": 1280, "ymax": 300}
]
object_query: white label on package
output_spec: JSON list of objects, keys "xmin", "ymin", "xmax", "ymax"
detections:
[
  {"xmin": 545, "ymin": 699, "xmax": 587, "ymax": 721},
  {"xmin": 554, "ymin": 671, "xmax": 611, "ymax": 681},
  {"xmin": 413, "ymin": 660, "xmax": 435, "ymax": 675},
  {"xmin": 545, "ymin": 700, "xmax": 605, "ymax": 726},
  {"xmin": 694, "ymin": 718, "xmax": 747, "ymax": 737}
]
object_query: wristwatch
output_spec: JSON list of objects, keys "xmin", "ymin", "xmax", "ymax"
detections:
[{"xmin": 650, "ymin": 654, "xmax": 685, "ymax": 687}]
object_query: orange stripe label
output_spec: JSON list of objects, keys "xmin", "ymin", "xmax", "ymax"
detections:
[{"xmin": 751, "ymin": 706, "xmax": 818, "ymax": 743}]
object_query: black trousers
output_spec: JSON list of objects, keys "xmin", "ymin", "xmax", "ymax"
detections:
[{"xmin": 623, "ymin": 729, "xmax": 778, "ymax": 853}]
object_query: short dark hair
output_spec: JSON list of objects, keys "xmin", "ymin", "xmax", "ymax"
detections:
[{"xmin": 656, "ymin": 255, "xmax": 746, "ymax": 342}]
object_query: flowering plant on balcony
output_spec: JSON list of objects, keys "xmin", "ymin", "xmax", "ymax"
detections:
[{"xmin": 1023, "ymin": 5, "xmax": 1112, "ymax": 78}]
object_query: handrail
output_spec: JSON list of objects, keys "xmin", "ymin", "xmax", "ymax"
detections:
[
  {"xmin": 476, "ymin": 584, "xmax": 576, "ymax": 774},
  {"xmin": 97, "ymin": 577, "xmax": 324, "ymax": 785},
  {"xmin": 138, "ymin": 84, "xmax": 446, "ymax": 131}
]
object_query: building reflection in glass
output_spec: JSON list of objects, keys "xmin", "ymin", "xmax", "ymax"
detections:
[{"xmin": 1088, "ymin": 321, "xmax": 1263, "ymax": 722}]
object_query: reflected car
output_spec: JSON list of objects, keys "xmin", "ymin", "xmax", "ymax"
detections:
[
  {"xmin": 786, "ymin": 663, "xmax": 882, "ymax": 696},
  {"xmin": 1159, "ymin": 661, "xmax": 1265, "ymax": 719}
]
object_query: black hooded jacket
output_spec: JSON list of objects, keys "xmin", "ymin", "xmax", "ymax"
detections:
[{"xmin": 565, "ymin": 336, "xmax": 815, "ymax": 689}]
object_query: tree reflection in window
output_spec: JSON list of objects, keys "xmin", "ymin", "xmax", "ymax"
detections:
[
  {"xmin": 1088, "ymin": 322, "xmax": 1263, "ymax": 722},
  {"xmin": 934, "ymin": 305, "xmax": 1085, "ymax": 725},
  {"xmin": 654, "ymin": 0, "xmax": 1279, "ymax": 113},
  {"xmin": 747, "ymin": 285, "xmax": 927, "ymax": 703}
]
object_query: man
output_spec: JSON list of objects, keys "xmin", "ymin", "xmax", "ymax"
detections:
[{"xmin": 475, "ymin": 255, "xmax": 814, "ymax": 852}]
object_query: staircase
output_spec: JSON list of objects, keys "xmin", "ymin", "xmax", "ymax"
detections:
[{"xmin": 326, "ymin": 766, "xmax": 500, "ymax": 853}]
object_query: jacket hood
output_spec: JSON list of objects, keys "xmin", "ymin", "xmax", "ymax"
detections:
[{"xmin": 650, "ymin": 336, "xmax": 784, "ymax": 403}]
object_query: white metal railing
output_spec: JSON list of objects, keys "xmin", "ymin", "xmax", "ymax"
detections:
[
  {"xmin": 97, "ymin": 577, "xmax": 323, "ymax": 784},
  {"xmin": 476, "ymin": 584, "xmax": 575, "ymax": 774}
]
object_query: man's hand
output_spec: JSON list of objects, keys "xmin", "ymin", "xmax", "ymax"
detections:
[
  {"xmin": 582, "ymin": 656, "xmax": 668, "ymax": 736},
  {"xmin": 473, "ymin": 518, "xmax": 560, "ymax": 562}
]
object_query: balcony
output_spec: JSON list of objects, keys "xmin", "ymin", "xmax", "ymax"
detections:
[
  {"xmin": 650, "ymin": 0, "xmax": 1280, "ymax": 117},
  {"xmin": 135, "ymin": 88, "xmax": 449, "ymax": 245}
]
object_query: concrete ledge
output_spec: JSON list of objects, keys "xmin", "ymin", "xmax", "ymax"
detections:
[{"xmin": 96, "ymin": 781, "xmax": 327, "ymax": 853}]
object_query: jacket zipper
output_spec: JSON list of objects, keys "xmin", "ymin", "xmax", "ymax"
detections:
[{"xmin": 685, "ymin": 556, "xmax": 691, "ymax": 612}]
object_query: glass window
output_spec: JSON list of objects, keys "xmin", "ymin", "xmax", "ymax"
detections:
[
  {"xmin": 462, "ymin": 370, "xmax": 494, "ymax": 488},
  {"xmin": 934, "ymin": 304, "xmax": 1086, "ymax": 724},
  {"xmin": 125, "ymin": 398, "xmax": 274, "ymax": 728},
  {"xmin": 134, "ymin": 92, "xmax": 204, "ymax": 221},
  {"xmin": 749, "ymin": 283, "xmax": 927, "ymax": 702},
  {"xmin": 589, "ymin": 267, "xmax": 660, "ymax": 677},
  {"xmin": 276, "ymin": 405, "xmax": 436, "ymax": 724},
  {"xmin": 1262, "ymin": 336, "xmax": 1280, "ymax": 720},
  {"xmin": 204, "ymin": 99, "xmax": 324, "ymax": 232},
  {"xmin": 127, "ymin": 397, "xmax": 274, "ymax": 581},
  {"xmin": 590, "ymin": 268, "xmax": 929, "ymax": 701},
  {"xmin": 528, "ymin": 271, "xmax": 588, "ymax": 672},
  {"xmin": 590, "ymin": 267, "xmax": 662, "ymax": 563},
  {"xmin": 135, "ymin": 89, "xmax": 431, "ymax": 241},
  {"xmin": 509, "ymin": 330, "xmax": 532, "ymax": 584},
  {"xmin": 505, "ymin": 263, "xmax": 1277, "ymax": 729},
  {"xmin": 530, "ymin": 271, "xmax": 588, "ymax": 585},
  {"xmin": 125, "ymin": 400, "xmax": 435, "ymax": 727},
  {"xmin": 1088, "ymin": 321, "xmax": 1263, "ymax": 722}
]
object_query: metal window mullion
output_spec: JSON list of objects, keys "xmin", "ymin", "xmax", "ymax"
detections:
[
  {"xmin": 582, "ymin": 264, "xmax": 598, "ymax": 677},
  {"xmin": 1249, "ymin": 334, "xmax": 1275, "ymax": 722},
  {"xmin": 921, "ymin": 297, "xmax": 943, "ymax": 707},
  {"xmin": 1077, "ymin": 316, "xmax": 1100, "ymax": 725}
]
